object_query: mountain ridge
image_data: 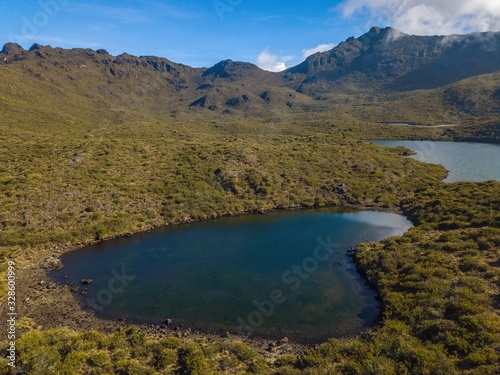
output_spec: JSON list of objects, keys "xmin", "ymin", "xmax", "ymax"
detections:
[
  {"xmin": 283, "ymin": 26, "xmax": 500, "ymax": 94},
  {"xmin": 4, "ymin": 26, "xmax": 500, "ymax": 81},
  {"xmin": 1, "ymin": 27, "xmax": 499, "ymax": 124}
]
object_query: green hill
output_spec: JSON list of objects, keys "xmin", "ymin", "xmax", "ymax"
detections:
[{"xmin": 0, "ymin": 28, "xmax": 499, "ymax": 375}]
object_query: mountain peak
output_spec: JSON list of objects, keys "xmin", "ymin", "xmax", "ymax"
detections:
[
  {"xmin": 29, "ymin": 43, "xmax": 44, "ymax": 51},
  {"xmin": 368, "ymin": 26, "xmax": 382, "ymax": 36},
  {"xmin": 203, "ymin": 59, "xmax": 262, "ymax": 78},
  {"xmin": 358, "ymin": 26, "xmax": 407, "ymax": 43},
  {"xmin": 284, "ymin": 27, "xmax": 500, "ymax": 94},
  {"xmin": 1, "ymin": 43, "xmax": 25, "ymax": 55}
]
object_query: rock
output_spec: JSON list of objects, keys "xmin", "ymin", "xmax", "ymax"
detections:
[
  {"xmin": 29, "ymin": 43, "xmax": 43, "ymax": 51},
  {"xmin": 196, "ymin": 83, "xmax": 214, "ymax": 90},
  {"xmin": 69, "ymin": 286, "xmax": 80, "ymax": 293},
  {"xmin": 1, "ymin": 43, "xmax": 25, "ymax": 55},
  {"xmin": 279, "ymin": 337, "xmax": 289, "ymax": 345},
  {"xmin": 38, "ymin": 281, "xmax": 45, "ymax": 286},
  {"xmin": 164, "ymin": 319, "xmax": 173, "ymax": 326},
  {"xmin": 81, "ymin": 279, "xmax": 93, "ymax": 285},
  {"xmin": 260, "ymin": 91, "xmax": 272, "ymax": 103},
  {"xmin": 189, "ymin": 96, "xmax": 208, "ymax": 108},
  {"xmin": 96, "ymin": 49, "xmax": 109, "ymax": 55},
  {"xmin": 267, "ymin": 342, "xmax": 279, "ymax": 352},
  {"xmin": 40, "ymin": 257, "xmax": 63, "ymax": 271},
  {"xmin": 225, "ymin": 95, "xmax": 249, "ymax": 107}
]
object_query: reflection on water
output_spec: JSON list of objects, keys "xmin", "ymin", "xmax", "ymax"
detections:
[{"xmin": 50, "ymin": 208, "xmax": 411, "ymax": 344}]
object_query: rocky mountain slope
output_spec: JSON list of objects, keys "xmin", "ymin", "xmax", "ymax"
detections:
[
  {"xmin": 1, "ymin": 27, "xmax": 499, "ymax": 124},
  {"xmin": 284, "ymin": 26, "xmax": 500, "ymax": 94}
]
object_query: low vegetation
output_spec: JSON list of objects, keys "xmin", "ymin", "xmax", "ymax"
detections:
[
  {"xmin": 0, "ymin": 119, "xmax": 448, "ymax": 279},
  {"xmin": 2, "ymin": 182, "xmax": 498, "ymax": 374},
  {"xmin": 0, "ymin": 42, "xmax": 499, "ymax": 374}
]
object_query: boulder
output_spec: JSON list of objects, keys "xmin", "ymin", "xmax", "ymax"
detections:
[
  {"xmin": 278, "ymin": 337, "xmax": 289, "ymax": 345},
  {"xmin": 260, "ymin": 91, "xmax": 272, "ymax": 103},
  {"xmin": 40, "ymin": 257, "xmax": 63, "ymax": 271},
  {"xmin": 69, "ymin": 286, "xmax": 80, "ymax": 293}
]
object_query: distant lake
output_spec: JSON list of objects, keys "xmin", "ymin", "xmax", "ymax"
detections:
[
  {"xmin": 385, "ymin": 123, "xmax": 458, "ymax": 128},
  {"xmin": 371, "ymin": 141, "xmax": 500, "ymax": 182},
  {"xmin": 50, "ymin": 208, "xmax": 411, "ymax": 344}
]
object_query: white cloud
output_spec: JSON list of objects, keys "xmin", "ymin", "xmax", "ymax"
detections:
[
  {"xmin": 302, "ymin": 43, "xmax": 335, "ymax": 60},
  {"xmin": 336, "ymin": 0, "xmax": 500, "ymax": 35},
  {"xmin": 256, "ymin": 48, "xmax": 293, "ymax": 72}
]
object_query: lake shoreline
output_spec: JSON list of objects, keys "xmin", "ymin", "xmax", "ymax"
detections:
[
  {"xmin": 8, "ymin": 201, "xmax": 406, "ymax": 353},
  {"xmin": 366, "ymin": 137, "xmax": 500, "ymax": 145},
  {"xmin": 9, "ymin": 138, "xmax": 498, "ymax": 352},
  {"xmin": 370, "ymin": 140, "xmax": 500, "ymax": 182}
]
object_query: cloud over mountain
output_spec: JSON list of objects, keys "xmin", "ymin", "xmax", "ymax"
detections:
[
  {"xmin": 302, "ymin": 44, "xmax": 335, "ymax": 60},
  {"xmin": 256, "ymin": 48, "xmax": 292, "ymax": 72},
  {"xmin": 337, "ymin": 0, "xmax": 500, "ymax": 35}
]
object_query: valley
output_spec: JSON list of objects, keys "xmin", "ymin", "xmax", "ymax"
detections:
[{"xmin": 0, "ymin": 26, "xmax": 499, "ymax": 374}]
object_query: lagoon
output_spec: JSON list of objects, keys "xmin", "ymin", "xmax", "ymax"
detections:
[
  {"xmin": 371, "ymin": 141, "xmax": 500, "ymax": 182},
  {"xmin": 50, "ymin": 208, "xmax": 411, "ymax": 344}
]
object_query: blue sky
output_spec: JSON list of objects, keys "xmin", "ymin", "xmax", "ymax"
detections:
[{"xmin": 1, "ymin": 0, "xmax": 499, "ymax": 71}]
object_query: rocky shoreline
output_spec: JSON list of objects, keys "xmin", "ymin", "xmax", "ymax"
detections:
[
  {"xmin": 3, "ymin": 255, "xmax": 307, "ymax": 358},
  {"xmin": 0, "ymin": 203, "xmax": 403, "ymax": 356}
]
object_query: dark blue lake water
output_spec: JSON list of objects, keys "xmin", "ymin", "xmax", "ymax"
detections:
[{"xmin": 50, "ymin": 208, "xmax": 411, "ymax": 343}]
